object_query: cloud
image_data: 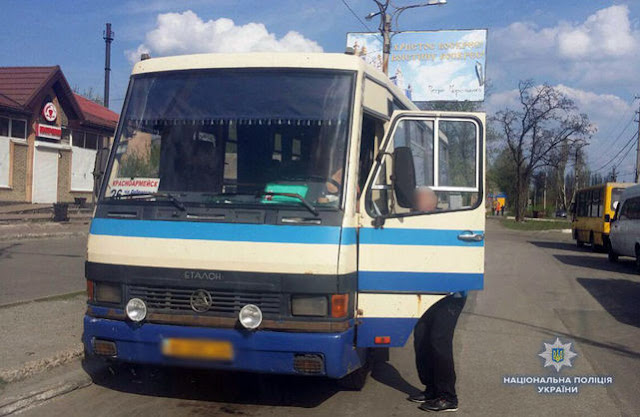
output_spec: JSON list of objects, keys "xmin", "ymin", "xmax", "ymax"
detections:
[
  {"xmin": 556, "ymin": 5, "xmax": 636, "ymax": 59},
  {"xmin": 490, "ymin": 5, "xmax": 640, "ymax": 88},
  {"xmin": 126, "ymin": 10, "xmax": 323, "ymax": 63}
]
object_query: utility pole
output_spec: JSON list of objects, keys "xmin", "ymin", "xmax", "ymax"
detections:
[
  {"xmin": 635, "ymin": 95, "xmax": 640, "ymax": 182},
  {"xmin": 103, "ymin": 23, "xmax": 114, "ymax": 108},
  {"xmin": 365, "ymin": 0, "xmax": 447, "ymax": 75},
  {"xmin": 382, "ymin": 14, "xmax": 391, "ymax": 75},
  {"xmin": 543, "ymin": 174, "xmax": 546, "ymax": 212}
]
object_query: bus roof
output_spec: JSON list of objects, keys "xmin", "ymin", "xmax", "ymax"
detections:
[
  {"xmin": 621, "ymin": 183, "xmax": 640, "ymax": 199},
  {"xmin": 131, "ymin": 52, "xmax": 415, "ymax": 110},
  {"xmin": 577, "ymin": 182, "xmax": 634, "ymax": 191}
]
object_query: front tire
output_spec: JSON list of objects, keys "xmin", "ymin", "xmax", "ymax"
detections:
[
  {"xmin": 337, "ymin": 350, "xmax": 373, "ymax": 391},
  {"xmin": 608, "ymin": 250, "xmax": 619, "ymax": 263},
  {"xmin": 338, "ymin": 363, "xmax": 370, "ymax": 390}
]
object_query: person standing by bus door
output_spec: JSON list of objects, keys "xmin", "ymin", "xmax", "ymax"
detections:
[
  {"xmin": 408, "ymin": 187, "xmax": 467, "ymax": 412},
  {"xmin": 408, "ymin": 292, "xmax": 467, "ymax": 412}
]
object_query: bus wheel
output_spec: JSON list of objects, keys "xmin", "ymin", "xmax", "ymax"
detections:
[
  {"xmin": 337, "ymin": 352, "xmax": 372, "ymax": 391},
  {"xmin": 576, "ymin": 239, "xmax": 584, "ymax": 248},
  {"xmin": 338, "ymin": 364, "xmax": 370, "ymax": 390}
]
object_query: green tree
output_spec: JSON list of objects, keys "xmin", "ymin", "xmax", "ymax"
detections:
[{"xmin": 119, "ymin": 143, "xmax": 160, "ymax": 178}]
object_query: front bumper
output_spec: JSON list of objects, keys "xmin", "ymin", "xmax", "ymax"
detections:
[{"xmin": 82, "ymin": 312, "xmax": 364, "ymax": 379}]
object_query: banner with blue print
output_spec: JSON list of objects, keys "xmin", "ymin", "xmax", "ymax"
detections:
[{"xmin": 346, "ymin": 29, "xmax": 487, "ymax": 102}]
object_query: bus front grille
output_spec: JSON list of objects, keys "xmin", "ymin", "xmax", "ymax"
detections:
[{"xmin": 128, "ymin": 285, "xmax": 282, "ymax": 315}]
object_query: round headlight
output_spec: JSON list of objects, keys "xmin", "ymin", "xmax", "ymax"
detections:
[
  {"xmin": 126, "ymin": 298, "xmax": 147, "ymax": 322},
  {"xmin": 239, "ymin": 304, "xmax": 262, "ymax": 330}
]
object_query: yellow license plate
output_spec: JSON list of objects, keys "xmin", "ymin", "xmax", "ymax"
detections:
[{"xmin": 162, "ymin": 338, "xmax": 234, "ymax": 361}]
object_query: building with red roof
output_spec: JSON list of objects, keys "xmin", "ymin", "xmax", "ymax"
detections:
[{"xmin": 0, "ymin": 66, "xmax": 119, "ymax": 203}]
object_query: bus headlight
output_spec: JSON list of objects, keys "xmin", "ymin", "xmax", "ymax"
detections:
[
  {"xmin": 126, "ymin": 298, "xmax": 147, "ymax": 322},
  {"xmin": 239, "ymin": 304, "xmax": 262, "ymax": 330},
  {"xmin": 291, "ymin": 296, "xmax": 328, "ymax": 317},
  {"xmin": 95, "ymin": 282, "xmax": 122, "ymax": 304}
]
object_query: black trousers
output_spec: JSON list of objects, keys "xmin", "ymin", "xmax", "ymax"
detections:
[{"xmin": 413, "ymin": 294, "xmax": 466, "ymax": 402}]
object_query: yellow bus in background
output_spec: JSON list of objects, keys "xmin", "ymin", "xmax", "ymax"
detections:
[{"xmin": 572, "ymin": 182, "xmax": 633, "ymax": 250}]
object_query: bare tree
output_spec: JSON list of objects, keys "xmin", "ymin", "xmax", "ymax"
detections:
[
  {"xmin": 492, "ymin": 80, "xmax": 595, "ymax": 221},
  {"xmin": 548, "ymin": 141, "xmax": 588, "ymax": 211}
]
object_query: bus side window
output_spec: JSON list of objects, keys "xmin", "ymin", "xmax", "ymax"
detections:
[
  {"xmin": 619, "ymin": 200, "xmax": 629, "ymax": 220},
  {"xmin": 361, "ymin": 115, "xmax": 388, "ymax": 214}
]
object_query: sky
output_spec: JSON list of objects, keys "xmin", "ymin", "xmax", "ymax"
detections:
[{"xmin": 1, "ymin": 0, "xmax": 638, "ymax": 180}]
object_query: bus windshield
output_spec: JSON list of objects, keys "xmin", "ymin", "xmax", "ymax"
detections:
[{"xmin": 103, "ymin": 69, "xmax": 353, "ymax": 209}]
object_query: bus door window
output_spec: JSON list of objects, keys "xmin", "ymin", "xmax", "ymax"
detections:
[
  {"xmin": 368, "ymin": 117, "xmax": 480, "ymax": 216},
  {"xmin": 437, "ymin": 120, "xmax": 478, "ymax": 210}
]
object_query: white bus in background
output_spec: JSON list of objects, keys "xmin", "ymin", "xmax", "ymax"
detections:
[{"xmin": 609, "ymin": 184, "xmax": 640, "ymax": 270}]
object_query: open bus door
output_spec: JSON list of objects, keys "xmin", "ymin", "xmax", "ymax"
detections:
[{"xmin": 356, "ymin": 111, "xmax": 485, "ymax": 348}]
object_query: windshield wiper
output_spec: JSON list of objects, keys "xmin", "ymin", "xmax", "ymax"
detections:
[
  {"xmin": 260, "ymin": 191, "xmax": 319, "ymax": 216},
  {"xmin": 108, "ymin": 192, "xmax": 186, "ymax": 211}
]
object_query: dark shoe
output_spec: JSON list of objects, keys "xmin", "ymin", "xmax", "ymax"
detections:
[
  {"xmin": 407, "ymin": 391, "xmax": 437, "ymax": 403},
  {"xmin": 419, "ymin": 397, "xmax": 458, "ymax": 412}
]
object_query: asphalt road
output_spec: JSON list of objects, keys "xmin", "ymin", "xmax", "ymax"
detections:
[
  {"xmin": 12, "ymin": 220, "xmax": 640, "ymax": 416},
  {"xmin": 0, "ymin": 235, "xmax": 86, "ymax": 305}
]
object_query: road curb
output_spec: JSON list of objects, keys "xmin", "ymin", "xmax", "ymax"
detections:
[
  {"xmin": 0, "ymin": 290, "xmax": 86, "ymax": 309},
  {"xmin": 0, "ymin": 345, "xmax": 84, "ymax": 384},
  {"xmin": 0, "ymin": 231, "xmax": 88, "ymax": 241},
  {"xmin": 0, "ymin": 372, "xmax": 91, "ymax": 416}
]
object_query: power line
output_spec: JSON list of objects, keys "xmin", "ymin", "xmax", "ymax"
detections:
[
  {"xmin": 589, "ymin": 96, "xmax": 637, "ymax": 166},
  {"xmin": 340, "ymin": 0, "xmax": 374, "ymax": 32},
  {"xmin": 593, "ymin": 131, "xmax": 638, "ymax": 173},
  {"xmin": 612, "ymin": 140, "xmax": 636, "ymax": 171},
  {"xmin": 589, "ymin": 116, "xmax": 634, "ymax": 165}
]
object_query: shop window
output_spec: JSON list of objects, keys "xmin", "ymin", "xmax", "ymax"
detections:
[
  {"xmin": 0, "ymin": 117, "xmax": 27, "ymax": 139},
  {"xmin": 61, "ymin": 127, "xmax": 71, "ymax": 145},
  {"xmin": 0, "ymin": 117, "xmax": 9, "ymax": 137},
  {"xmin": 85, "ymin": 133, "xmax": 98, "ymax": 150},
  {"xmin": 10, "ymin": 119, "xmax": 26, "ymax": 139},
  {"xmin": 72, "ymin": 130, "xmax": 101, "ymax": 150}
]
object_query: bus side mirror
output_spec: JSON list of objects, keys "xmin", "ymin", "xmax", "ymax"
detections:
[
  {"xmin": 392, "ymin": 146, "xmax": 416, "ymax": 208},
  {"xmin": 93, "ymin": 147, "xmax": 110, "ymax": 198}
]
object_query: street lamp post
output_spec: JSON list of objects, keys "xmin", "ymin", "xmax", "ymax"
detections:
[{"xmin": 366, "ymin": 0, "xmax": 447, "ymax": 75}]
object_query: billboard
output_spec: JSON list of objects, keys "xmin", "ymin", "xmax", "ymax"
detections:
[{"xmin": 346, "ymin": 29, "xmax": 487, "ymax": 102}]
